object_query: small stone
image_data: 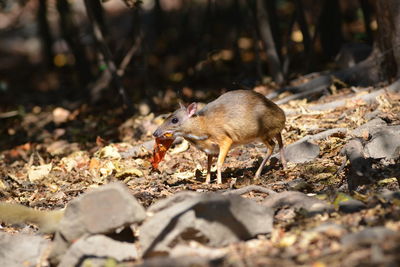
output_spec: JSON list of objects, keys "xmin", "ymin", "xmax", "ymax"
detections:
[
  {"xmin": 284, "ymin": 141, "xmax": 320, "ymax": 163},
  {"xmin": 0, "ymin": 232, "xmax": 49, "ymax": 267},
  {"xmin": 263, "ymin": 191, "xmax": 333, "ymax": 215},
  {"xmin": 365, "ymin": 129, "xmax": 400, "ymax": 159},
  {"xmin": 338, "ymin": 199, "xmax": 366, "ymax": 213},
  {"xmin": 58, "ymin": 235, "xmax": 138, "ymax": 267}
]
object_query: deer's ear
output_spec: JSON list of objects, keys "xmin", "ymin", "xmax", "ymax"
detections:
[
  {"xmin": 179, "ymin": 102, "xmax": 185, "ymax": 109},
  {"xmin": 186, "ymin": 103, "xmax": 197, "ymax": 117}
]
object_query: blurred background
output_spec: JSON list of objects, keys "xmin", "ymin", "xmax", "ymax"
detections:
[{"xmin": 0, "ymin": 0, "xmax": 398, "ymax": 149}]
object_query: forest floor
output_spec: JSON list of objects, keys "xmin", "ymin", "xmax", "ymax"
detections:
[{"xmin": 1, "ymin": 84, "xmax": 400, "ymax": 266}]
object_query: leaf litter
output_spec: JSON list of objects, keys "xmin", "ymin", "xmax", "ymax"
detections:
[{"xmin": 0, "ymin": 89, "xmax": 400, "ymax": 266}]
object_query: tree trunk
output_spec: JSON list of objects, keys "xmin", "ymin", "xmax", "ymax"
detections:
[
  {"xmin": 318, "ymin": 0, "xmax": 343, "ymax": 59},
  {"xmin": 374, "ymin": 1, "xmax": 400, "ymax": 80},
  {"xmin": 38, "ymin": 0, "xmax": 53, "ymax": 67},
  {"xmin": 255, "ymin": 0, "xmax": 284, "ymax": 84}
]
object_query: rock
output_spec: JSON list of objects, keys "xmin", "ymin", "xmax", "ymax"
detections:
[
  {"xmin": 287, "ymin": 178, "xmax": 310, "ymax": 191},
  {"xmin": 59, "ymin": 182, "xmax": 146, "ymax": 242},
  {"xmin": 140, "ymin": 192, "xmax": 273, "ymax": 257},
  {"xmin": 262, "ymin": 191, "xmax": 333, "ymax": 215},
  {"xmin": 338, "ymin": 199, "xmax": 366, "ymax": 213},
  {"xmin": 284, "ymin": 140, "xmax": 320, "ymax": 163},
  {"xmin": 341, "ymin": 227, "xmax": 395, "ymax": 247},
  {"xmin": 364, "ymin": 110, "xmax": 382, "ymax": 121},
  {"xmin": 58, "ymin": 235, "xmax": 138, "ymax": 267},
  {"xmin": 147, "ymin": 191, "xmax": 199, "ymax": 214},
  {"xmin": 0, "ymin": 232, "xmax": 49, "ymax": 267},
  {"xmin": 351, "ymin": 118, "xmax": 387, "ymax": 137},
  {"xmin": 341, "ymin": 138, "xmax": 373, "ymax": 191},
  {"xmin": 379, "ymin": 190, "xmax": 400, "ymax": 201},
  {"xmin": 49, "ymin": 183, "xmax": 145, "ymax": 265},
  {"xmin": 365, "ymin": 129, "xmax": 400, "ymax": 159},
  {"xmin": 48, "ymin": 232, "xmax": 71, "ymax": 266}
]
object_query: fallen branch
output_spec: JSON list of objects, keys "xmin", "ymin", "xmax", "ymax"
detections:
[
  {"xmin": 272, "ymin": 128, "xmax": 348, "ymax": 159},
  {"xmin": 284, "ymin": 79, "xmax": 400, "ymax": 116},
  {"xmin": 275, "ymin": 84, "xmax": 328, "ymax": 105},
  {"xmin": 291, "ymin": 128, "xmax": 348, "ymax": 144},
  {"xmin": 269, "ymin": 54, "xmax": 380, "ymax": 100}
]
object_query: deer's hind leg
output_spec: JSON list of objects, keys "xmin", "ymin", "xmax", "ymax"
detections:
[
  {"xmin": 275, "ymin": 133, "xmax": 287, "ymax": 168},
  {"xmin": 254, "ymin": 138, "xmax": 275, "ymax": 179}
]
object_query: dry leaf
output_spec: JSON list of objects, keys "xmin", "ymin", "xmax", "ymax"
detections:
[
  {"xmin": 150, "ymin": 135, "xmax": 174, "ymax": 169},
  {"xmin": 116, "ymin": 168, "xmax": 143, "ymax": 179},
  {"xmin": 95, "ymin": 145, "xmax": 121, "ymax": 160},
  {"xmin": 28, "ymin": 163, "xmax": 52, "ymax": 182}
]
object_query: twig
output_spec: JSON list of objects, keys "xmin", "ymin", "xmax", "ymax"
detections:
[
  {"xmin": 222, "ymin": 185, "xmax": 277, "ymax": 196},
  {"xmin": 0, "ymin": 111, "xmax": 19, "ymax": 119},
  {"xmin": 275, "ymin": 84, "xmax": 328, "ymax": 105},
  {"xmin": 117, "ymin": 33, "xmax": 143, "ymax": 77}
]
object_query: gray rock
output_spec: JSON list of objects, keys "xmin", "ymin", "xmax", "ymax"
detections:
[
  {"xmin": 58, "ymin": 235, "xmax": 138, "ymax": 267},
  {"xmin": 59, "ymin": 182, "xmax": 146, "ymax": 242},
  {"xmin": 0, "ymin": 232, "xmax": 49, "ymax": 267},
  {"xmin": 284, "ymin": 140, "xmax": 320, "ymax": 163},
  {"xmin": 364, "ymin": 110, "xmax": 382, "ymax": 121},
  {"xmin": 341, "ymin": 227, "xmax": 395, "ymax": 247},
  {"xmin": 365, "ymin": 129, "xmax": 400, "ymax": 159},
  {"xmin": 262, "ymin": 191, "xmax": 333, "ymax": 215},
  {"xmin": 351, "ymin": 118, "xmax": 387, "ymax": 137},
  {"xmin": 341, "ymin": 138, "xmax": 373, "ymax": 191},
  {"xmin": 48, "ymin": 232, "xmax": 71, "ymax": 266},
  {"xmin": 140, "ymin": 192, "xmax": 273, "ymax": 257},
  {"xmin": 148, "ymin": 191, "xmax": 199, "ymax": 214}
]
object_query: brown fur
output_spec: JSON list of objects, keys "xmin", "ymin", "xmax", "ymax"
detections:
[{"xmin": 153, "ymin": 90, "xmax": 286, "ymax": 183}]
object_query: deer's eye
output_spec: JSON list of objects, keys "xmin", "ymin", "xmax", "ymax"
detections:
[{"xmin": 171, "ymin": 118, "xmax": 179, "ymax": 124}]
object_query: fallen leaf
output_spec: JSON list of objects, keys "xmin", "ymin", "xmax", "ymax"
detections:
[
  {"xmin": 116, "ymin": 168, "xmax": 143, "ymax": 179},
  {"xmin": 89, "ymin": 158, "xmax": 101, "ymax": 171},
  {"xmin": 278, "ymin": 234, "xmax": 297, "ymax": 247},
  {"xmin": 150, "ymin": 135, "xmax": 174, "ymax": 169},
  {"xmin": 28, "ymin": 163, "xmax": 52, "ymax": 182},
  {"xmin": 95, "ymin": 145, "xmax": 121, "ymax": 160},
  {"xmin": 99, "ymin": 161, "xmax": 116, "ymax": 177}
]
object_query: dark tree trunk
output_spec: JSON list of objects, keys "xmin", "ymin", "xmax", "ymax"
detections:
[
  {"xmin": 37, "ymin": 0, "xmax": 53, "ymax": 67},
  {"xmin": 318, "ymin": 0, "xmax": 343, "ymax": 59},
  {"xmin": 57, "ymin": 0, "xmax": 92, "ymax": 86},
  {"xmin": 359, "ymin": 0, "xmax": 373, "ymax": 45},
  {"xmin": 374, "ymin": 1, "xmax": 400, "ymax": 80}
]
